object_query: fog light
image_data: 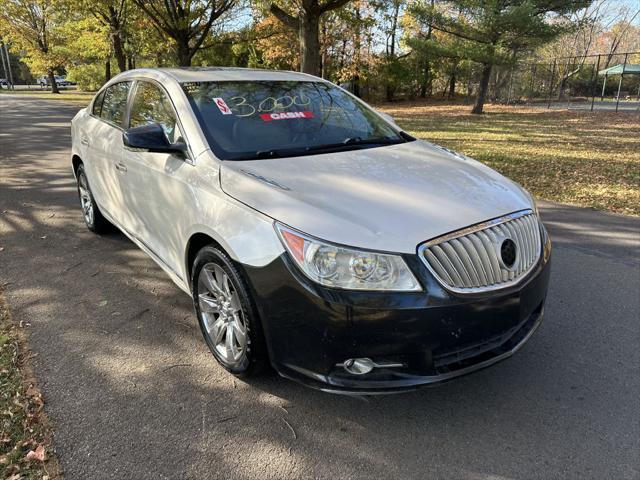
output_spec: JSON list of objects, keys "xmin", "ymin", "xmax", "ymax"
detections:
[{"xmin": 343, "ymin": 358, "xmax": 375, "ymax": 375}]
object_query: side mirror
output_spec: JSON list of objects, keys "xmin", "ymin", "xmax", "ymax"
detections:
[{"xmin": 123, "ymin": 123, "xmax": 187, "ymax": 156}]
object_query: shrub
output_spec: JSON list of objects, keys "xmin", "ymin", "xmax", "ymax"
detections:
[{"xmin": 66, "ymin": 64, "xmax": 105, "ymax": 91}]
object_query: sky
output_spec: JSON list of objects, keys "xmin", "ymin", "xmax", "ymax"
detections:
[{"xmin": 605, "ymin": 0, "xmax": 640, "ymax": 25}]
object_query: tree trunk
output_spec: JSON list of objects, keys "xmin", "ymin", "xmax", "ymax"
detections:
[
  {"xmin": 472, "ymin": 63, "xmax": 492, "ymax": 114},
  {"xmin": 176, "ymin": 39, "xmax": 193, "ymax": 67},
  {"xmin": 0, "ymin": 45, "xmax": 8, "ymax": 89},
  {"xmin": 112, "ymin": 31, "xmax": 127, "ymax": 72},
  {"xmin": 320, "ymin": 20, "xmax": 326, "ymax": 78},
  {"xmin": 105, "ymin": 59, "xmax": 111, "ymax": 83},
  {"xmin": 420, "ymin": 62, "xmax": 430, "ymax": 98},
  {"xmin": 385, "ymin": 2, "xmax": 400, "ymax": 103},
  {"xmin": 420, "ymin": 0, "xmax": 435, "ymax": 98},
  {"xmin": 557, "ymin": 77, "xmax": 567, "ymax": 99},
  {"xmin": 352, "ymin": 4, "xmax": 362, "ymax": 97},
  {"xmin": 448, "ymin": 71, "xmax": 456, "ymax": 99},
  {"xmin": 127, "ymin": 56, "xmax": 134, "ymax": 70},
  {"xmin": 337, "ymin": 39, "xmax": 346, "ymax": 80},
  {"xmin": 48, "ymin": 70, "xmax": 60, "ymax": 94},
  {"xmin": 299, "ymin": 14, "xmax": 320, "ymax": 76},
  {"xmin": 386, "ymin": 83, "xmax": 395, "ymax": 102}
]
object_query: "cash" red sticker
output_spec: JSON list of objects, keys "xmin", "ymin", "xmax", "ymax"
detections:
[{"xmin": 260, "ymin": 111, "xmax": 314, "ymax": 122}]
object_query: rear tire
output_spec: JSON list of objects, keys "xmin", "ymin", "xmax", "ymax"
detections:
[
  {"xmin": 76, "ymin": 164, "xmax": 112, "ymax": 234},
  {"xmin": 192, "ymin": 246, "xmax": 267, "ymax": 377}
]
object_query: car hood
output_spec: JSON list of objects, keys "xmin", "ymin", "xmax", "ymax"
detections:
[{"xmin": 220, "ymin": 140, "xmax": 533, "ymax": 254}]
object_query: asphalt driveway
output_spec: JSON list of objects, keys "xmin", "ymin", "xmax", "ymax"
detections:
[{"xmin": 1, "ymin": 95, "xmax": 639, "ymax": 480}]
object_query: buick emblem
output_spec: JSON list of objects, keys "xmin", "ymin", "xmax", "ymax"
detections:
[{"xmin": 500, "ymin": 238, "xmax": 517, "ymax": 269}]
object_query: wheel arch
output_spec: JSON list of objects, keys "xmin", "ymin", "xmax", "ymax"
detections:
[
  {"xmin": 71, "ymin": 154, "xmax": 83, "ymax": 178},
  {"xmin": 183, "ymin": 215, "xmax": 285, "ymax": 289},
  {"xmin": 185, "ymin": 232, "xmax": 225, "ymax": 285}
]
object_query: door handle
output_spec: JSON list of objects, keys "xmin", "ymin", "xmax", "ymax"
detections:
[
  {"xmin": 80, "ymin": 137, "xmax": 89, "ymax": 146},
  {"xmin": 115, "ymin": 163, "xmax": 127, "ymax": 173}
]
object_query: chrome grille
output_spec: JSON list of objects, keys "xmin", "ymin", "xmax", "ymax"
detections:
[{"xmin": 419, "ymin": 210, "xmax": 541, "ymax": 293}]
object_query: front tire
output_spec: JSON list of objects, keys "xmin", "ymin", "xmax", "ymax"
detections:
[
  {"xmin": 76, "ymin": 164, "xmax": 112, "ymax": 234},
  {"xmin": 192, "ymin": 246, "xmax": 267, "ymax": 377}
]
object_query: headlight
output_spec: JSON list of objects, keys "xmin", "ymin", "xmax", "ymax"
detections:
[{"xmin": 275, "ymin": 223, "xmax": 422, "ymax": 292}]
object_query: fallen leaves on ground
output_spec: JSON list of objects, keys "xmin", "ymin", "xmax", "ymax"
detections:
[
  {"xmin": 378, "ymin": 102, "xmax": 640, "ymax": 216},
  {"xmin": 0, "ymin": 292, "xmax": 60, "ymax": 478},
  {"xmin": 25, "ymin": 445, "xmax": 45, "ymax": 462}
]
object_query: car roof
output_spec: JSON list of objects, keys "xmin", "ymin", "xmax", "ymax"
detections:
[{"xmin": 116, "ymin": 67, "xmax": 321, "ymax": 83}]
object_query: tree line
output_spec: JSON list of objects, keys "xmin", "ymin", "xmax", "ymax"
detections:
[{"xmin": 1, "ymin": 0, "xmax": 638, "ymax": 113}]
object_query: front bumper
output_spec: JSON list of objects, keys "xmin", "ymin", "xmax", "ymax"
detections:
[{"xmin": 244, "ymin": 240, "xmax": 551, "ymax": 394}]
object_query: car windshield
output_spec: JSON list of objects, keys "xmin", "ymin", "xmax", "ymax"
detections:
[{"xmin": 182, "ymin": 81, "xmax": 411, "ymax": 160}]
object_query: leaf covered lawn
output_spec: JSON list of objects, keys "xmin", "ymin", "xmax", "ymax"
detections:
[
  {"xmin": 380, "ymin": 103, "xmax": 640, "ymax": 216},
  {"xmin": 0, "ymin": 292, "xmax": 59, "ymax": 479}
]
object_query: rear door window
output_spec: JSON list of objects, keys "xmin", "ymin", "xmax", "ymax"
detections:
[
  {"xmin": 92, "ymin": 90, "xmax": 105, "ymax": 117},
  {"xmin": 100, "ymin": 81, "xmax": 131, "ymax": 128}
]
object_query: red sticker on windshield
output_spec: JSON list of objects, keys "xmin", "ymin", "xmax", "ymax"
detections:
[
  {"xmin": 260, "ymin": 111, "xmax": 314, "ymax": 122},
  {"xmin": 213, "ymin": 97, "xmax": 232, "ymax": 115}
]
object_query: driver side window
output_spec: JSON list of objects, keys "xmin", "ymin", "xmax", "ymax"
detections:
[{"xmin": 129, "ymin": 81, "xmax": 180, "ymax": 143}]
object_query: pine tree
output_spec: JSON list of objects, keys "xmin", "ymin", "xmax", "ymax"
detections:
[{"xmin": 409, "ymin": 0, "xmax": 593, "ymax": 113}]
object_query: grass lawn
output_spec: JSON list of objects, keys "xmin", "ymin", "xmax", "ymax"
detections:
[
  {"xmin": 0, "ymin": 88, "xmax": 93, "ymax": 106},
  {"xmin": 0, "ymin": 292, "xmax": 59, "ymax": 479},
  {"xmin": 379, "ymin": 103, "xmax": 640, "ymax": 216}
]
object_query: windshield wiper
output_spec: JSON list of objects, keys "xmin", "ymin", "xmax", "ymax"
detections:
[
  {"xmin": 247, "ymin": 136, "xmax": 407, "ymax": 160},
  {"xmin": 252, "ymin": 148, "xmax": 307, "ymax": 159},
  {"xmin": 303, "ymin": 136, "xmax": 406, "ymax": 153}
]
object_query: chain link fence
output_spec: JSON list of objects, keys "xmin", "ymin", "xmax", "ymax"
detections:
[
  {"xmin": 489, "ymin": 51, "xmax": 640, "ymax": 112},
  {"xmin": 355, "ymin": 51, "xmax": 640, "ymax": 112}
]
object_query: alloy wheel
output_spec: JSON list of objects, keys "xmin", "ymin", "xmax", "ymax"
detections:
[
  {"xmin": 78, "ymin": 172, "xmax": 94, "ymax": 226},
  {"xmin": 197, "ymin": 262, "xmax": 248, "ymax": 366}
]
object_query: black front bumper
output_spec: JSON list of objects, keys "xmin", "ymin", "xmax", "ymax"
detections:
[{"xmin": 244, "ymin": 240, "xmax": 551, "ymax": 394}]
